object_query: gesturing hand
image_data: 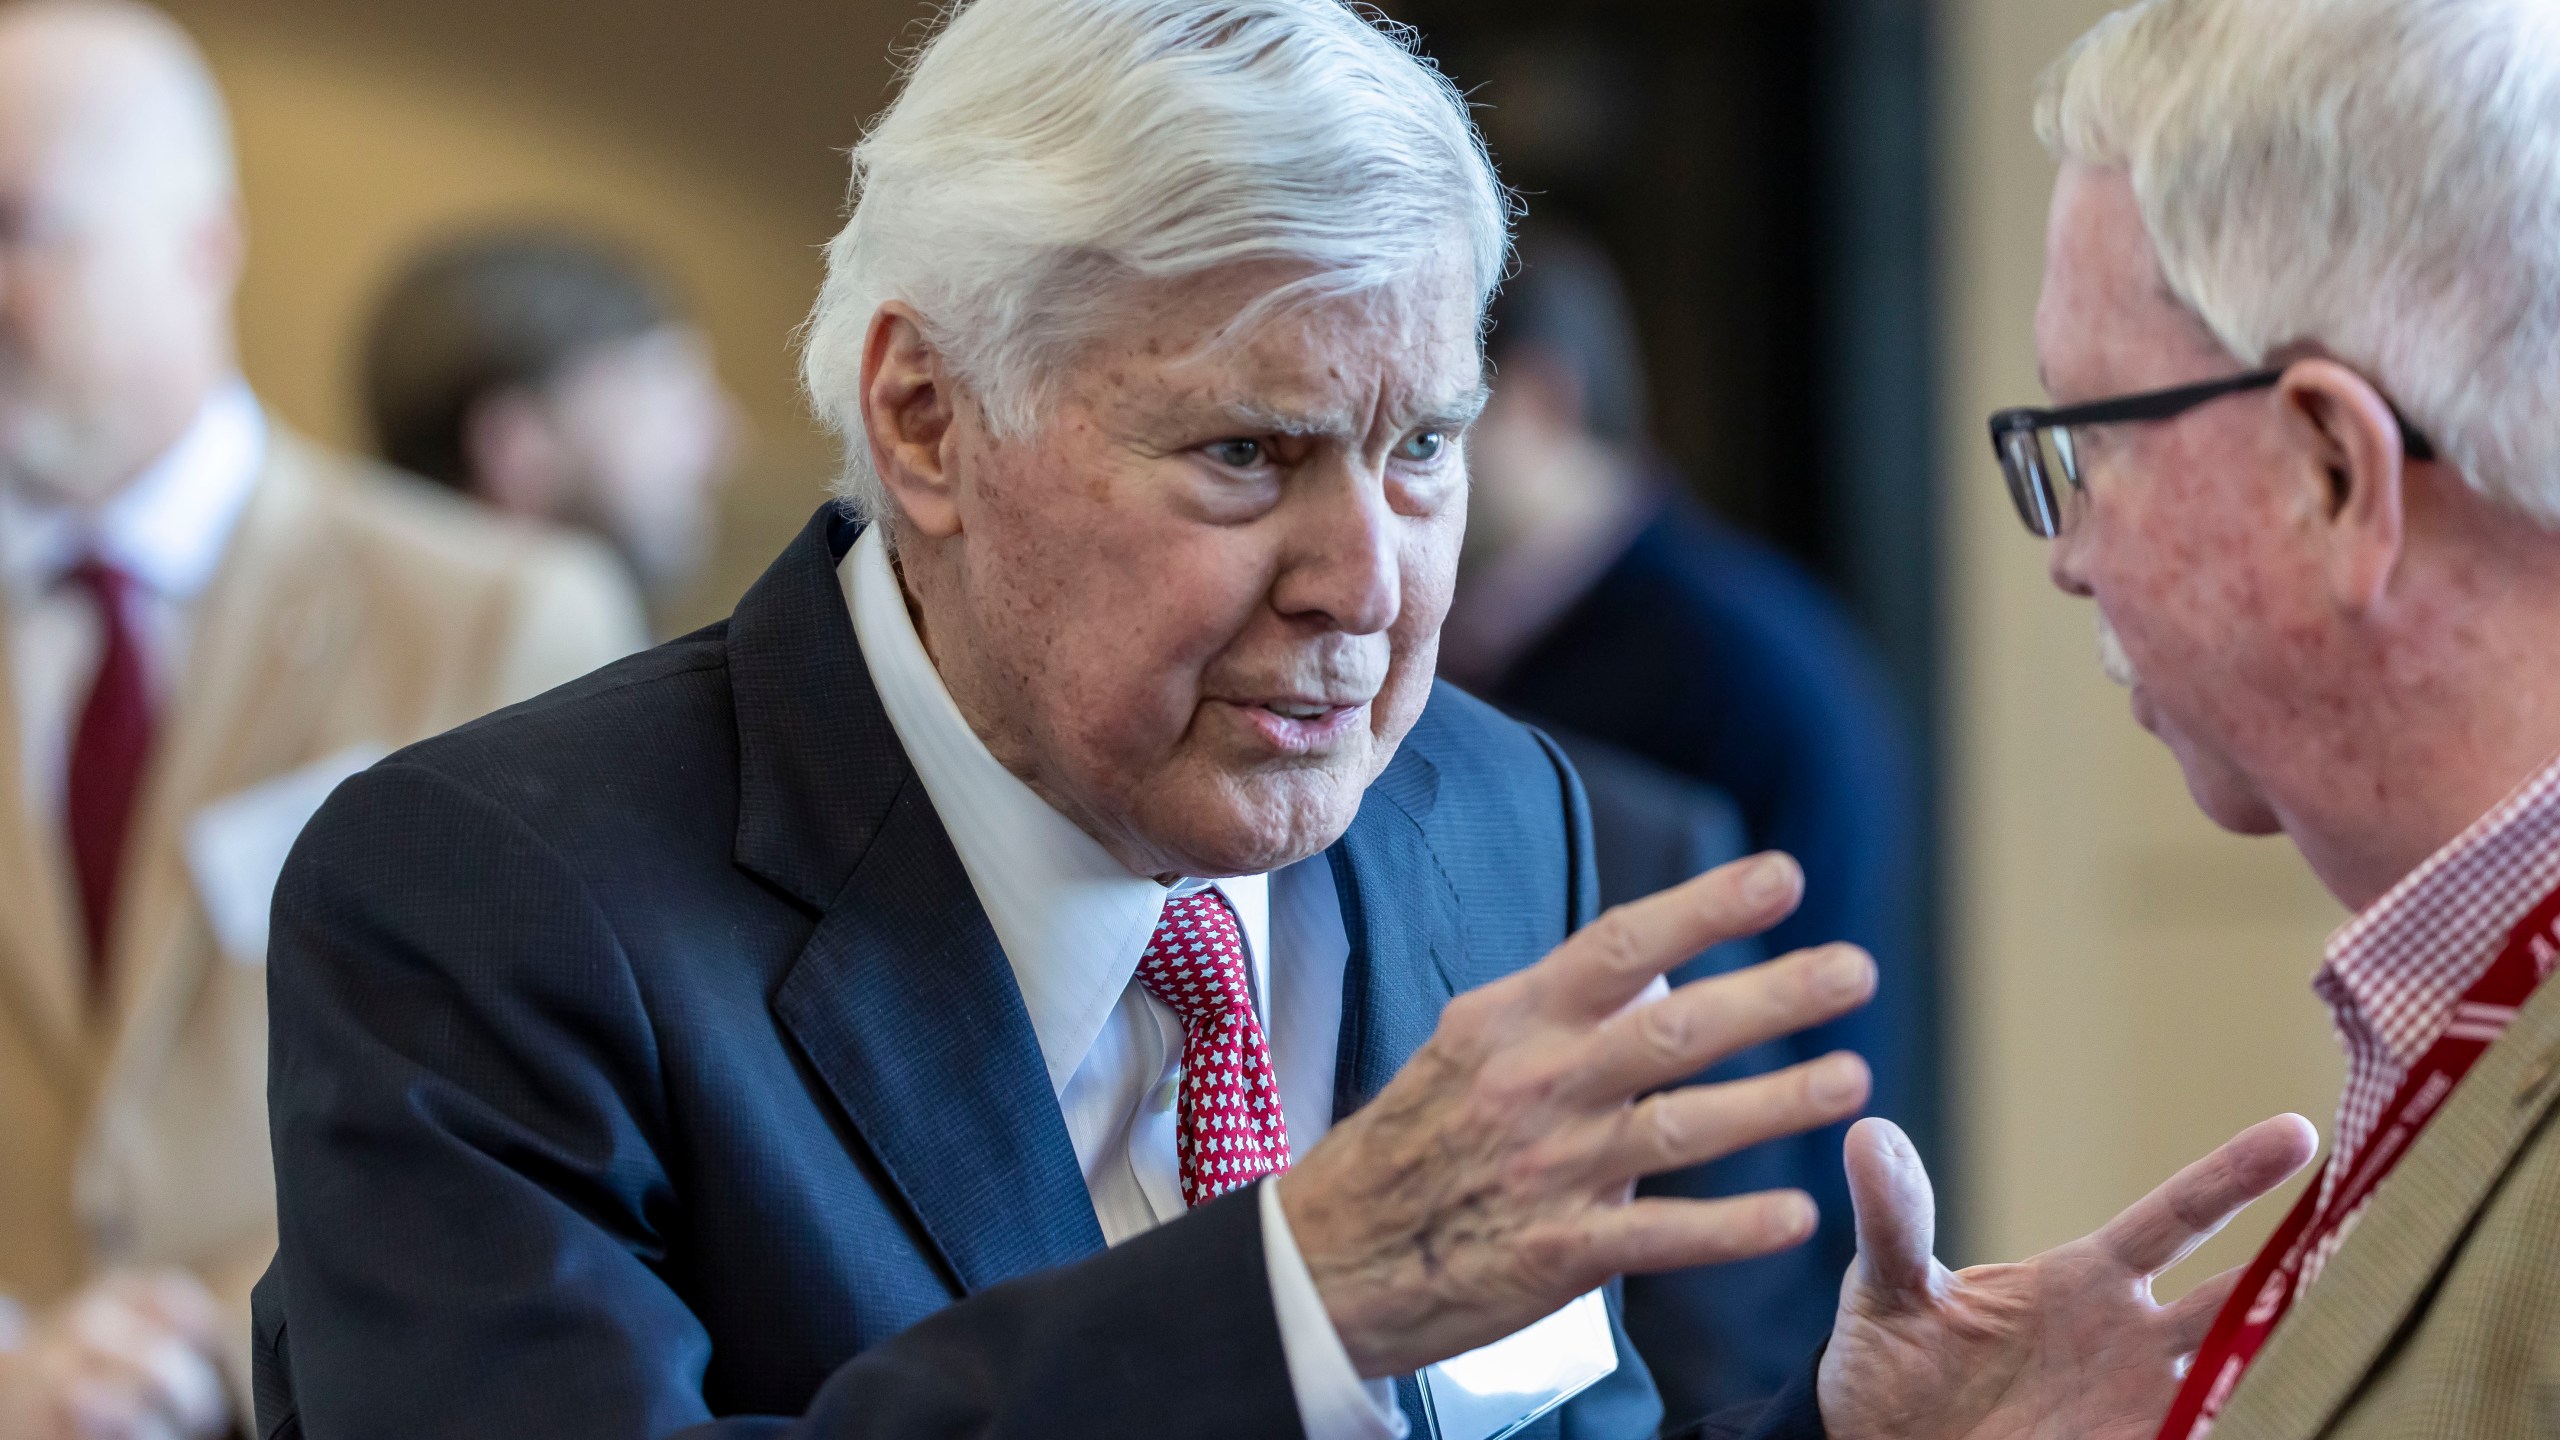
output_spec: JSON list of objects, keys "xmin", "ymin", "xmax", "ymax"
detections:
[
  {"xmin": 1281, "ymin": 853, "xmax": 1879, "ymax": 1378},
  {"xmin": 1817, "ymin": 1114, "xmax": 2321, "ymax": 1440}
]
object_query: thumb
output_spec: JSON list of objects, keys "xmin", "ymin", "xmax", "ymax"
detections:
[{"xmin": 1845, "ymin": 1116, "xmax": 1937, "ymax": 1308}]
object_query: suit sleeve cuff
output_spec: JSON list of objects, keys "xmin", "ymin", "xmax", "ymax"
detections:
[{"xmin": 1259, "ymin": 1177, "xmax": 1410, "ymax": 1440}]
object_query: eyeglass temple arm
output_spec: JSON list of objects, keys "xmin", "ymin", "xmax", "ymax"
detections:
[{"xmin": 1990, "ymin": 368, "xmax": 2439, "ymax": 460}]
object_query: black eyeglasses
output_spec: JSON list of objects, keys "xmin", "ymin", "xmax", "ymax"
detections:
[{"xmin": 1986, "ymin": 368, "xmax": 2439, "ymax": 538}]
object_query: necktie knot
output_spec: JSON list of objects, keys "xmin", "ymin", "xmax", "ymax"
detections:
[
  {"xmin": 63, "ymin": 554, "xmax": 135, "ymax": 599},
  {"xmin": 1133, "ymin": 891, "xmax": 1256, "ymax": 1024},
  {"xmin": 1134, "ymin": 890, "xmax": 1291, "ymax": 1206},
  {"xmin": 60, "ymin": 556, "xmax": 146, "ymax": 630}
]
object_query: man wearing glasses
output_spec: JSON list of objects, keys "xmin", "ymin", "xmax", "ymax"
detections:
[{"xmin": 1990, "ymin": 0, "xmax": 2560, "ymax": 1435}]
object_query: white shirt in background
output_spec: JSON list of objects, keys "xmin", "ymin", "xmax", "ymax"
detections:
[{"xmin": 0, "ymin": 381, "xmax": 266, "ymax": 827}]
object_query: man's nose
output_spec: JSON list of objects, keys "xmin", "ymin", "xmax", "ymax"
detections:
[
  {"xmin": 2047, "ymin": 524, "xmax": 2096, "ymax": 599},
  {"xmin": 1275, "ymin": 469, "xmax": 1402, "ymax": 635}
]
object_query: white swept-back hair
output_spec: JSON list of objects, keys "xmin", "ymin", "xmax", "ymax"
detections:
[
  {"xmin": 2040, "ymin": 0, "xmax": 2560, "ymax": 527},
  {"xmin": 800, "ymin": 0, "xmax": 1512, "ymax": 525}
]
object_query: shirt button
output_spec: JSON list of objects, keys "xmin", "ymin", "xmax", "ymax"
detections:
[{"xmin": 1149, "ymin": 1077, "xmax": 1180, "ymax": 1113}]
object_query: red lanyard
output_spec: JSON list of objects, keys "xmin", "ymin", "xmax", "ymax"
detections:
[{"xmin": 2157, "ymin": 881, "xmax": 2560, "ymax": 1440}]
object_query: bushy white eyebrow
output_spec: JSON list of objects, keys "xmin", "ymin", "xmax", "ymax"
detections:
[{"xmin": 1211, "ymin": 384, "xmax": 1491, "ymax": 440}]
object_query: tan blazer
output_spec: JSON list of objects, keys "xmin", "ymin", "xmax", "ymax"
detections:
[
  {"xmin": 0, "ymin": 432, "xmax": 647, "ymax": 1399},
  {"xmin": 2217, "ymin": 946, "xmax": 2560, "ymax": 1439}
]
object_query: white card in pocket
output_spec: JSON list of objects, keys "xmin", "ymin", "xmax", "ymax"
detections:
[
  {"xmin": 1418, "ymin": 1289, "xmax": 1618, "ymax": 1440},
  {"xmin": 185, "ymin": 746, "xmax": 387, "ymax": 966}
]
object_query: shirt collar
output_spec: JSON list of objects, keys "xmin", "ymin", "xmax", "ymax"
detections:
[
  {"xmin": 0, "ymin": 380, "xmax": 267, "ymax": 605},
  {"xmin": 2319, "ymin": 749, "xmax": 2560, "ymax": 1066},
  {"xmin": 841, "ymin": 524, "xmax": 1269, "ymax": 1095}
]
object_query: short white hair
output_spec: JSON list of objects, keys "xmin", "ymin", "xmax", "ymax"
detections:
[
  {"xmin": 800, "ymin": 0, "xmax": 1511, "ymax": 525},
  {"xmin": 2040, "ymin": 0, "xmax": 2560, "ymax": 526}
]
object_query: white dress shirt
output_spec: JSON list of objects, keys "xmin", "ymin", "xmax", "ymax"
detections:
[
  {"xmin": 841, "ymin": 525, "xmax": 1404, "ymax": 1438},
  {"xmin": 1, "ymin": 382, "xmax": 266, "ymax": 827}
]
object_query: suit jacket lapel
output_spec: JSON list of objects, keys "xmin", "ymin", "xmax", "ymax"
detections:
[
  {"xmin": 740, "ymin": 508, "xmax": 1102, "ymax": 1295},
  {"xmin": 774, "ymin": 782, "xmax": 1106, "ymax": 1292},
  {"xmin": 2216, "ymin": 969, "xmax": 2560, "ymax": 1440},
  {"xmin": 0, "ymin": 588, "xmax": 88, "ymax": 1082},
  {"xmin": 102, "ymin": 442, "xmax": 354, "ymax": 1059},
  {"xmin": 1329, "ymin": 746, "xmax": 1455, "ymax": 1118}
]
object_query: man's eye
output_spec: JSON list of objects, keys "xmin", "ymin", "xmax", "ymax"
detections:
[
  {"xmin": 1396, "ymin": 431, "xmax": 1450, "ymax": 464},
  {"xmin": 1206, "ymin": 439, "xmax": 1267, "ymax": 469}
]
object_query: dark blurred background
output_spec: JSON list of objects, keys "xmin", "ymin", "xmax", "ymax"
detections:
[{"xmin": 1404, "ymin": 0, "xmax": 1942, "ymax": 1162}]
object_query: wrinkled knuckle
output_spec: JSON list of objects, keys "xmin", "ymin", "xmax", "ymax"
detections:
[
  {"xmin": 1636, "ymin": 1000, "xmax": 1695, "ymax": 1067},
  {"xmin": 1496, "ymin": 1136, "xmax": 1569, "ymax": 1196},
  {"xmin": 1477, "ymin": 1052, "xmax": 1565, "ymax": 1116},
  {"xmin": 1638, "ymin": 1093, "xmax": 1692, "ymax": 1163},
  {"xmin": 1515, "ymin": 1226, "xmax": 1584, "ymax": 1291},
  {"xmin": 1585, "ymin": 907, "xmax": 1649, "ymax": 977}
]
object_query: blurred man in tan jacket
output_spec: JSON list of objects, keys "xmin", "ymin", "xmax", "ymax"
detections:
[
  {"xmin": 1991, "ymin": 2, "xmax": 2560, "ymax": 1436},
  {"xmin": 0, "ymin": 2, "xmax": 647, "ymax": 1433}
]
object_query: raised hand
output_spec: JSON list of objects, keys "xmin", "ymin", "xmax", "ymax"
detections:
[
  {"xmin": 0, "ymin": 1271, "xmax": 231, "ymax": 1440},
  {"xmin": 1280, "ymin": 852, "xmax": 1880, "ymax": 1378},
  {"xmin": 1817, "ymin": 1114, "xmax": 2321, "ymax": 1440}
]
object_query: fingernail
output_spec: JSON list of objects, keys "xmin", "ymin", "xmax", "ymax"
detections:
[
  {"xmin": 1773, "ymin": 1193, "xmax": 1817, "ymax": 1244},
  {"xmin": 1743, "ymin": 855, "xmax": 1795, "ymax": 905},
  {"xmin": 1818, "ymin": 945, "xmax": 1872, "ymax": 1000},
  {"xmin": 1811, "ymin": 1053, "xmax": 1867, "ymax": 1106}
]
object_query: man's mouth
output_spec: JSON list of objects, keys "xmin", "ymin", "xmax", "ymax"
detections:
[{"xmin": 1218, "ymin": 697, "xmax": 1372, "ymax": 755}]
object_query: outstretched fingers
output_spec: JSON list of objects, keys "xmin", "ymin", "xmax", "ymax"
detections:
[
  {"xmin": 1583, "ymin": 1192, "xmax": 1821, "ymax": 1279},
  {"xmin": 1530, "ymin": 854, "xmax": 1806, "ymax": 1022},
  {"xmin": 1573, "ymin": 942, "xmax": 1876, "ymax": 1103},
  {"xmin": 1592, "ymin": 1052, "xmax": 1872, "ymax": 1182},
  {"xmin": 2092, "ymin": 1115, "xmax": 2321, "ymax": 1278}
]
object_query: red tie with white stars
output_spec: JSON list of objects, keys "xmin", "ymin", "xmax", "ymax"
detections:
[{"xmin": 1133, "ymin": 890, "xmax": 1292, "ymax": 1207}]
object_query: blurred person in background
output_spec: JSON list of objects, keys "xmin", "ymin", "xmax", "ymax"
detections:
[
  {"xmin": 1442, "ymin": 223, "xmax": 1922, "ymax": 1418},
  {"xmin": 363, "ymin": 230, "xmax": 744, "ymax": 629},
  {"xmin": 0, "ymin": 2, "xmax": 644, "ymax": 1433},
  {"xmin": 2003, "ymin": 0, "xmax": 2560, "ymax": 1434}
]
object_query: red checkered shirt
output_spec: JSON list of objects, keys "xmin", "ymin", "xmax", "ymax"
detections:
[{"xmin": 2312, "ymin": 751, "xmax": 2560, "ymax": 1215}]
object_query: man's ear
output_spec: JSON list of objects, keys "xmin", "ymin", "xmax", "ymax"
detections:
[
  {"xmin": 2279, "ymin": 359, "xmax": 2408, "ymax": 615},
  {"xmin": 860, "ymin": 302, "xmax": 964, "ymax": 540}
]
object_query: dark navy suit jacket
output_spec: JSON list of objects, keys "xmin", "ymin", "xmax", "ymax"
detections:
[{"xmin": 252, "ymin": 508, "xmax": 1830, "ymax": 1439}]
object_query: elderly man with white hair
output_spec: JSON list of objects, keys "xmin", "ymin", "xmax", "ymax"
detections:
[
  {"xmin": 255, "ymin": 1, "xmax": 2316, "ymax": 1437},
  {"xmin": 1989, "ymin": 0, "xmax": 2560, "ymax": 1436},
  {"xmin": 0, "ymin": 2, "xmax": 643, "ymax": 1437}
]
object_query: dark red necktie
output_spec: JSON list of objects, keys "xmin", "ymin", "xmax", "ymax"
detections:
[
  {"xmin": 64, "ymin": 557, "xmax": 154, "ymax": 995},
  {"xmin": 1134, "ymin": 890, "xmax": 1292, "ymax": 1207}
]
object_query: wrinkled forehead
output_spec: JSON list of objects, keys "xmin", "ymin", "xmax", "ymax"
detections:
[{"xmin": 1099, "ymin": 258, "xmax": 1489, "ymax": 436}]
